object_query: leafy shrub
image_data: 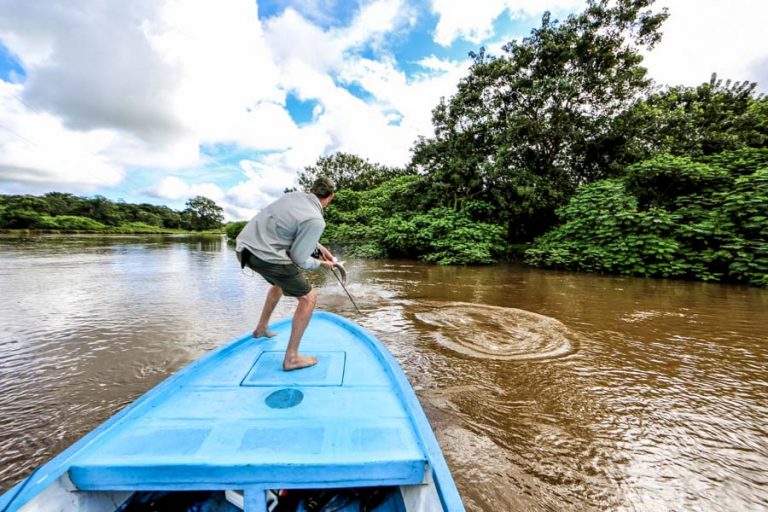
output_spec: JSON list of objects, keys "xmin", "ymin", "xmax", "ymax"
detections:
[
  {"xmin": 225, "ymin": 221, "xmax": 248, "ymax": 240},
  {"xmin": 51, "ymin": 216, "xmax": 107, "ymax": 231},
  {"xmin": 323, "ymin": 178, "xmax": 507, "ymax": 264},
  {"xmin": 701, "ymin": 148, "xmax": 768, "ymax": 177},
  {"xmin": 720, "ymin": 169, "xmax": 768, "ymax": 286},
  {"xmin": 384, "ymin": 207, "xmax": 507, "ymax": 265},
  {"xmin": 624, "ymin": 154, "xmax": 728, "ymax": 209},
  {"xmin": 0, "ymin": 209, "xmax": 44, "ymax": 228},
  {"xmin": 526, "ymin": 152, "xmax": 768, "ymax": 286},
  {"xmin": 525, "ymin": 181, "xmax": 686, "ymax": 277}
]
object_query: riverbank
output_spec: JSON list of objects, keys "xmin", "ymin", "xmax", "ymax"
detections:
[{"xmin": 0, "ymin": 227, "xmax": 224, "ymax": 236}]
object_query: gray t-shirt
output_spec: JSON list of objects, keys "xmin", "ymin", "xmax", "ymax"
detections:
[{"xmin": 235, "ymin": 192, "xmax": 325, "ymax": 270}]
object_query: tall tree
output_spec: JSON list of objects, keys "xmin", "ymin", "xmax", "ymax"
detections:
[
  {"xmin": 183, "ymin": 196, "xmax": 224, "ymax": 231},
  {"xmin": 299, "ymin": 152, "xmax": 411, "ymax": 192},
  {"xmin": 412, "ymin": 0, "xmax": 669, "ymax": 240},
  {"xmin": 88, "ymin": 195, "xmax": 123, "ymax": 226},
  {"xmin": 621, "ymin": 74, "xmax": 768, "ymax": 160}
]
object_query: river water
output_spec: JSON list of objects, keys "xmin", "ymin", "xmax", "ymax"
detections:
[{"xmin": 0, "ymin": 235, "xmax": 766, "ymax": 511}]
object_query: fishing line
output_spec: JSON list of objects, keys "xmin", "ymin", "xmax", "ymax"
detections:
[{"xmin": 326, "ymin": 265, "xmax": 362, "ymax": 314}]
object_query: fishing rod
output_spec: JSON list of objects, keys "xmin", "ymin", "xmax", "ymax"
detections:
[
  {"xmin": 327, "ymin": 263, "xmax": 362, "ymax": 314},
  {"xmin": 313, "ymin": 248, "xmax": 362, "ymax": 314}
]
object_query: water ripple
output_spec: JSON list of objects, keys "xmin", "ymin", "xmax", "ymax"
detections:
[{"xmin": 409, "ymin": 302, "xmax": 578, "ymax": 361}]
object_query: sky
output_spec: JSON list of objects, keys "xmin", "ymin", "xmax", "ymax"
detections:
[{"xmin": 0, "ymin": 0, "xmax": 766, "ymax": 220}]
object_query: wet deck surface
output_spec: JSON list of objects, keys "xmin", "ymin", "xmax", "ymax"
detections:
[{"xmin": 69, "ymin": 314, "xmax": 427, "ymax": 490}]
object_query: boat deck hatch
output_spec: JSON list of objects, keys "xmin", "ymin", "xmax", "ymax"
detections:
[{"xmin": 241, "ymin": 351, "xmax": 346, "ymax": 386}]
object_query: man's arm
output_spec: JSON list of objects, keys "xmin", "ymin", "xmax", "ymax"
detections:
[{"xmin": 289, "ymin": 218, "xmax": 326, "ymax": 270}]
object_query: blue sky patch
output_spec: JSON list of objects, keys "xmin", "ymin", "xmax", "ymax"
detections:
[
  {"xmin": 341, "ymin": 81, "xmax": 375, "ymax": 103},
  {"xmin": 0, "ymin": 42, "xmax": 25, "ymax": 83},
  {"xmin": 387, "ymin": 112, "xmax": 403, "ymax": 126},
  {"xmin": 257, "ymin": 0, "xmax": 358, "ymax": 29},
  {"xmin": 285, "ymin": 93, "xmax": 319, "ymax": 124}
]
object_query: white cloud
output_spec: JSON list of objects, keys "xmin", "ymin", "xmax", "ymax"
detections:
[
  {"xmin": 642, "ymin": 0, "xmax": 768, "ymax": 92},
  {"xmin": 223, "ymin": 158, "xmax": 301, "ymax": 219},
  {"xmin": 0, "ymin": 82, "xmax": 123, "ymax": 191},
  {"xmin": 431, "ymin": 0, "xmax": 509, "ymax": 46},
  {"xmin": 337, "ymin": 55, "xmax": 469, "ymax": 150},
  {"xmin": 263, "ymin": 8, "xmax": 348, "ymax": 75},
  {"xmin": 6, "ymin": 1, "xmax": 183, "ymax": 142},
  {"xmin": 430, "ymin": 0, "xmax": 583, "ymax": 46},
  {"xmin": 149, "ymin": 0, "xmax": 286, "ymax": 141},
  {"xmin": 0, "ymin": 0, "xmax": 291, "ymax": 193},
  {"xmin": 145, "ymin": 176, "xmax": 224, "ymax": 202},
  {"xmin": 0, "ymin": 0, "xmax": 439, "ymax": 207},
  {"xmin": 339, "ymin": 0, "xmax": 407, "ymax": 49},
  {"xmin": 258, "ymin": 0, "xmax": 463, "ymax": 171}
]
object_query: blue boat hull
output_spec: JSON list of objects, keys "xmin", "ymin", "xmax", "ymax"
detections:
[{"xmin": 0, "ymin": 312, "xmax": 464, "ymax": 512}]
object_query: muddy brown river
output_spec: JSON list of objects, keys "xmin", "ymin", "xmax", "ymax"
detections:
[{"xmin": 0, "ymin": 235, "xmax": 766, "ymax": 511}]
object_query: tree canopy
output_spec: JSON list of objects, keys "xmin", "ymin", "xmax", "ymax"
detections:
[
  {"xmin": 298, "ymin": 152, "xmax": 412, "ymax": 192},
  {"xmin": 0, "ymin": 192, "xmax": 224, "ymax": 232},
  {"xmin": 183, "ymin": 196, "xmax": 225, "ymax": 231},
  {"xmin": 620, "ymin": 74, "xmax": 768, "ymax": 160},
  {"xmin": 411, "ymin": 0, "xmax": 669, "ymax": 240},
  {"xmin": 525, "ymin": 149, "xmax": 768, "ymax": 286}
]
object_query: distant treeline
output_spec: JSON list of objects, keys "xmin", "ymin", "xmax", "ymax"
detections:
[{"xmin": 0, "ymin": 192, "xmax": 225, "ymax": 232}]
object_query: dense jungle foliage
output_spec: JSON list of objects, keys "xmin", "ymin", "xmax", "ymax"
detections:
[
  {"xmin": 0, "ymin": 193, "xmax": 224, "ymax": 233},
  {"xmin": 313, "ymin": 0, "xmax": 767, "ymax": 286},
  {"xmin": 524, "ymin": 150, "xmax": 768, "ymax": 286}
]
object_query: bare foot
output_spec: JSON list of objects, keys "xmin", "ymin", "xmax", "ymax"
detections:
[
  {"xmin": 252, "ymin": 328, "xmax": 277, "ymax": 339},
  {"xmin": 283, "ymin": 354, "xmax": 318, "ymax": 371}
]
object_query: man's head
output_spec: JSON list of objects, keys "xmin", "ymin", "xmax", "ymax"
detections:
[{"xmin": 310, "ymin": 176, "xmax": 335, "ymax": 200}]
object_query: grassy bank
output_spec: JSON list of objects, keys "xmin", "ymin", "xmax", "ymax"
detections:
[{"xmin": 0, "ymin": 225, "xmax": 224, "ymax": 236}]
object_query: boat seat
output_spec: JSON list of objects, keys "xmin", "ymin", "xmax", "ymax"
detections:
[
  {"xmin": 68, "ymin": 422, "xmax": 427, "ymax": 490},
  {"xmin": 70, "ymin": 455, "xmax": 427, "ymax": 491}
]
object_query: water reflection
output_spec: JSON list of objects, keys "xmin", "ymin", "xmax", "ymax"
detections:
[{"xmin": 1, "ymin": 238, "xmax": 766, "ymax": 511}]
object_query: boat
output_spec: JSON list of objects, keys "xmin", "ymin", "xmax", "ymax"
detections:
[{"xmin": 0, "ymin": 312, "xmax": 465, "ymax": 511}]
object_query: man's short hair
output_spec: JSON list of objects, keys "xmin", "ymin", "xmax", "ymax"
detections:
[{"xmin": 310, "ymin": 176, "xmax": 335, "ymax": 199}]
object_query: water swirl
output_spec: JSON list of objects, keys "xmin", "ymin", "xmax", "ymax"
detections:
[{"xmin": 410, "ymin": 302, "xmax": 577, "ymax": 361}]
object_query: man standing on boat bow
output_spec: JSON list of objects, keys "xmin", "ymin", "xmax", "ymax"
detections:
[{"xmin": 235, "ymin": 177, "xmax": 337, "ymax": 371}]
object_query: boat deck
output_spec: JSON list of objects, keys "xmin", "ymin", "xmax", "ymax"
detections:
[{"xmin": 67, "ymin": 313, "xmax": 428, "ymax": 491}]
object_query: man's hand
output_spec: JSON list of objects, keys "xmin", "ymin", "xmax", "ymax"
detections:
[{"xmin": 317, "ymin": 243, "xmax": 335, "ymax": 262}]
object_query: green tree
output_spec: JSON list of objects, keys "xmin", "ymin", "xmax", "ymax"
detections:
[
  {"xmin": 156, "ymin": 206, "xmax": 184, "ymax": 229},
  {"xmin": 224, "ymin": 220, "xmax": 248, "ymax": 240},
  {"xmin": 0, "ymin": 208, "xmax": 45, "ymax": 229},
  {"xmin": 183, "ymin": 196, "xmax": 224, "ymax": 231},
  {"xmin": 322, "ymin": 176, "xmax": 507, "ymax": 264},
  {"xmin": 42, "ymin": 192, "xmax": 79, "ymax": 215},
  {"xmin": 88, "ymin": 195, "xmax": 123, "ymax": 226},
  {"xmin": 299, "ymin": 152, "xmax": 411, "ymax": 192},
  {"xmin": 621, "ymin": 74, "xmax": 768, "ymax": 160},
  {"xmin": 1, "ymin": 195, "xmax": 50, "ymax": 214},
  {"xmin": 134, "ymin": 210, "xmax": 163, "ymax": 227},
  {"xmin": 526, "ymin": 150, "xmax": 768, "ymax": 286},
  {"xmin": 412, "ymin": 0, "xmax": 669, "ymax": 240}
]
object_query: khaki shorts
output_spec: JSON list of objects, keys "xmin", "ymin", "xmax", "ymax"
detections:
[{"xmin": 238, "ymin": 249, "xmax": 312, "ymax": 297}]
